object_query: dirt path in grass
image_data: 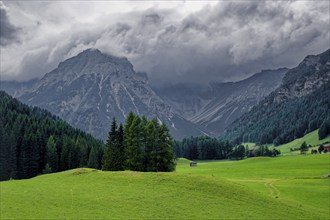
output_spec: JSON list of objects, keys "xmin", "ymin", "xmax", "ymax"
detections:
[{"xmin": 264, "ymin": 180, "xmax": 281, "ymax": 198}]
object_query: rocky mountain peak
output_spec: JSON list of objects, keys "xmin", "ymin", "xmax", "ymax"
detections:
[
  {"xmin": 300, "ymin": 49, "xmax": 329, "ymax": 67},
  {"xmin": 55, "ymin": 48, "xmax": 133, "ymax": 78},
  {"xmin": 265, "ymin": 49, "xmax": 330, "ymax": 104},
  {"xmin": 39, "ymin": 48, "xmax": 135, "ymax": 88},
  {"xmin": 75, "ymin": 48, "xmax": 128, "ymax": 63},
  {"xmin": 16, "ymin": 48, "xmax": 206, "ymax": 140}
]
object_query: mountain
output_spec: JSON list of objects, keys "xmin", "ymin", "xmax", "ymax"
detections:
[
  {"xmin": 225, "ymin": 49, "xmax": 330, "ymax": 145},
  {"xmin": 0, "ymin": 91, "xmax": 104, "ymax": 181},
  {"xmin": 12, "ymin": 49, "xmax": 206, "ymax": 141},
  {"xmin": 155, "ymin": 68, "xmax": 288, "ymax": 136}
]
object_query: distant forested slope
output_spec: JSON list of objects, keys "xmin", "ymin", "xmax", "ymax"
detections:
[
  {"xmin": 0, "ymin": 91, "xmax": 104, "ymax": 181},
  {"xmin": 225, "ymin": 49, "xmax": 330, "ymax": 145}
]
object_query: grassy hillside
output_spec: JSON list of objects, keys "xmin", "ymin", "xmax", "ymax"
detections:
[
  {"xmin": 1, "ymin": 155, "xmax": 329, "ymax": 219},
  {"xmin": 274, "ymin": 130, "xmax": 330, "ymax": 155},
  {"xmin": 243, "ymin": 130, "xmax": 330, "ymax": 155}
]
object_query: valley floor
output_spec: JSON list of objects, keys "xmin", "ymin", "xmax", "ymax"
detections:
[{"xmin": 1, "ymin": 154, "xmax": 329, "ymax": 219}]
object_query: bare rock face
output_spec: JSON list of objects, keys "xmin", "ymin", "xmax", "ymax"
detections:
[
  {"xmin": 18, "ymin": 49, "xmax": 207, "ymax": 141},
  {"xmin": 271, "ymin": 49, "xmax": 330, "ymax": 104}
]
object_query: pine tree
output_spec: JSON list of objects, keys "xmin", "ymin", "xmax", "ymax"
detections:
[
  {"xmin": 68, "ymin": 143, "xmax": 80, "ymax": 169},
  {"xmin": 102, "ymin": 118, "xmax": 118, "ymax": 171},
  {"xmin": 8, "ymin": 130, "xmax": 18, "ymax": 179},
  {"xmin": 300, "ymin": 141, "xmax": 308, "ymax": 154},
  {"xmin": 0, "ymin": 120, "xmax": 11, "ymax": 180},
  {"xmin": 156, "ymin": 123, "xmax": 176, "ymax": 172},
  {"xmin": 124, "ymin": 112, "xmax": 136, "ymax": 168},
  {"xmin": 20, "ymin": 133, "xmax": 31, "ymax": 178},
  {"xmin": 117, "ymin": 124, "xmax": 125, "ymax": 171},
  {"xmin": 144, "ymin": 119, "xmax": 157, "ymax": 171},
  {"xmin": 46, "ymin": 136, "xmax": 58, "ymax": 172},
  {"xmin": 60, "ymin": 136, "xmax": 70, "ymax": 171},
  {"xmin": 88, "ymin": 147, "xmax": 98, "ymax": 169},
  {"xmin": 126, "ymin": 116, "xmax": 144, "ymax": 171}
]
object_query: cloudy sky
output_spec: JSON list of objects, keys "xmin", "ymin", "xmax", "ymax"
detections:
[{"xmin": 1, "ymin": 1, "xmax": 329, "ymax": 86}]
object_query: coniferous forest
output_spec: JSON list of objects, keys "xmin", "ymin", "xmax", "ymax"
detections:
[
  {"xmin": 173, "ymin": 136, "xmax": 281, "ymax": 160},
  {"xmin": 0, "ymin": 91, "xmax": 176, "ymax": 180},
  {"xmin": 102, "ymin": 112, "xmax": 176, "ymax": 172},
  {"xmin": 225, "ymin": 82, "xmax": 330, "ymax": 145},
  {"xmin": 0, "ymin": 91, "xmax": 104, "ymax": 181},
  {"xmin": 173, "ymin": 136, "xmax": 233, "ymax": 160}
]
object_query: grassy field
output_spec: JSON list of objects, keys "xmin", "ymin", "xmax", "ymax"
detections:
[
  {"xmin": 243, "ymin": 130, "xmax": 330, "ymax": 155},
  {"xmin": 1, "ymin": 154, "xmax": 329, "ymax": 219},
  {"xmin": 274, "ymin": 130, "xmax": 330, "ymax": 155}
]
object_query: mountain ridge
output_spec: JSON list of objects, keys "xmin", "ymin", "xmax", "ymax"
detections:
[
  {"xmin": 156, "ymin": 68, "xmax": 288, "ymax": 136},
  {"xmin": 225, "ymin": 49, "xmax": 330, "ymax": 145},
  {"xmin": 10, "ymin": 49, "xmax": 207, "ymax": 141}
]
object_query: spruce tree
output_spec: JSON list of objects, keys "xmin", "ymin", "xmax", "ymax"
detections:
[
  {"xmin": 46, "ymin": 136, "xmax": 58, "ymax": 172},
  {"xmin": 117, "ymin": 124, "xmax": 125, "ymax": 171},
  {"xmin": 60, "ymin": 136, "xmax": 70, "ymax": 171},
  {"xmin": 300, "ymin": 141, "xmax": 309, "ymax": 154},
  {"xmin": 0, "ymin": 121, "xmax": 11, "ymax": 180},
  {"xmin": 124, "ymin": 112, "xmax": 136, "ymax": 169},
  {"xmin": 20, "ymin": 133, "xmax": 31, "ymax": 178},
  {"xmin": 156, "ymin": 123, "xmax": 176, "ymax": 172},
  {"xmin": 144, "ymin": 119, "xmax": 157, "ymax": 171},
  {"xmin": 126, "ymin": 116, "xmax": 144, "ymax": 171},
  {"xmin": 76, "ymin": 137, "xmax": 89, "ymax": 167},
  {"xmin": 102, "ymin": 118, "xmax": 118, "ymax": 171},
  {"xmin": 88, "ymin": 147, "xmax": 98, "ymax": 169}
]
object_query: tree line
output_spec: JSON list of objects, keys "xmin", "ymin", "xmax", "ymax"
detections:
[
  {"xmin": 0, "ymin": 92, "xmax": 177, "ymax": 181},
  {"xmin": 1, "ymin": 90, "xmax": 287, "ymax": 181},
  {"xmin": 173, "ymin": 136, "xmax": 233, "ymax": 160},
  {"xmin": 102, "ymin": 112, "xmax": 176, "ymax": 172},
  {"xmin": 173, "ymin": 136, "xmax": 280, "ymax": 160},
  {"xmin": 0, "ymin": 91, "xmax": 104, "ymax": 181}
]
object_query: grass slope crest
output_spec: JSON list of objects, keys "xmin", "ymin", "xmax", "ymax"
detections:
[{"xmin": 1, "ymin": 155, "xmax": 329, "ymax": 219}]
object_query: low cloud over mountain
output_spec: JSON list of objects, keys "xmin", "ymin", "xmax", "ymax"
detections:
[{"xmin": 1, "ymin": 1, "xmax": 329, "ymax": 86}]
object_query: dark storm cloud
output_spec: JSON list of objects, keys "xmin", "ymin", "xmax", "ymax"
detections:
[
  {"xmin": 126, "ymin": 1, "xmax": 330, "ymax": 86},
  {"xmin": 1, "ymin": 1, "xmax": 329, "ymax": 85},
  {"xmin": 0, "ymin": 3, "xmax": 19, "ymax": 46}
]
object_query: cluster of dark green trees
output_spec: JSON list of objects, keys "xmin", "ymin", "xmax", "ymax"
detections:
[
  {"xmin": 102, "ymin": 113, "xmax": 176, "ymax": 172},
  {"xmin": 173, "ymin": 136, "xmax": 233, "ymax": 160},
  {"xmin": 299, "ymin": 142, "xmax": 309, "ymax": 154},
  {"xmin": 226, "ymin": 82, "xmax": 330, "ymax": 146},
  {"xmin": 227, "ymin": 144, "xmax": 281, "ymax": 160},
  {"xmin": 0, "ymin": 91, "xmax": 104, "ymax": 181},
  {"xmin": 173, "ymin": 136, "xmax": 280, "ymax": 160},
  {"xmin": 0, "ymin": 92, "xmax": 177, "ymax": 181},
  {"xmin": 298, "ymin": 142, "xmax": 329, "ymax": 154},
  {"xmin": 244, "ymin": 145, "xmax": 281, "ymax": 158}
]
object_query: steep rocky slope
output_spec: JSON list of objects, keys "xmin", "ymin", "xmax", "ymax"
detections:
[
  {"xmin": 225, "ymin": 49, "xmax": 330, "ymax": 144},
  {"xmin": 17, "ymin": 49, "xmax": 207, "ymax": 140}
]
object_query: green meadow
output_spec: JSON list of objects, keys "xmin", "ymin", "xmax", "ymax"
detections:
[
  {"xmin": 1, "ymin": 154, "xmax": 329, "ymax": 219},
  {"xmin": 243, "ymin": 129, "xmax": 330, "ymax": 155},
  {"xmin": 274, "ymin": 130, "xmax": 330, "ymax": 155}
]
